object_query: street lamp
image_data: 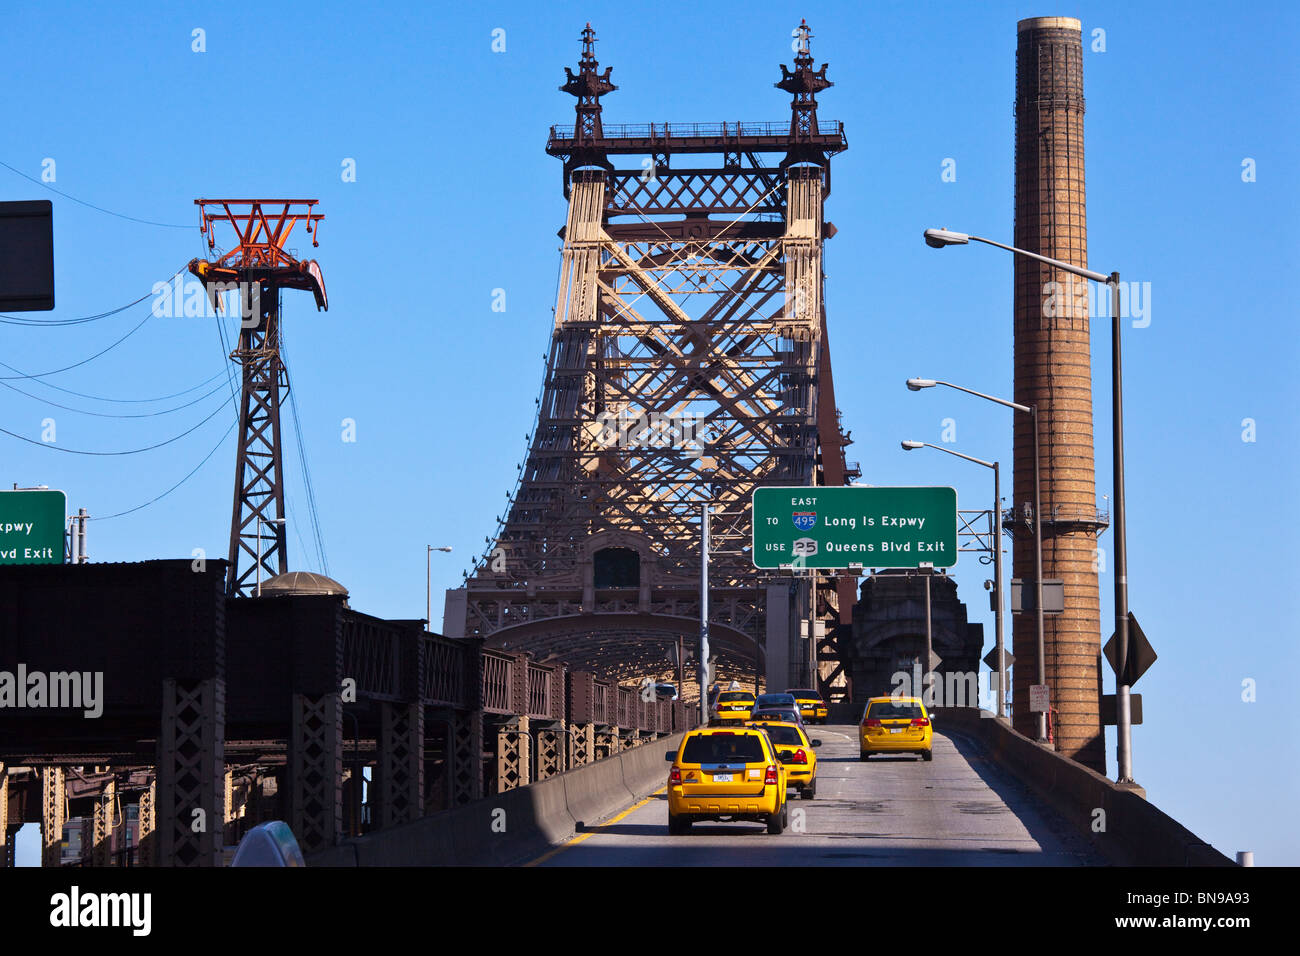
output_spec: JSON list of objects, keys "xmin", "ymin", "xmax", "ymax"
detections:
[
  {"xmin": 902, "ymin": 439, "xmax": 1006, "ymax": 718},
  {"xmin": 256, "ymin": 517, "xmax": 286, "ymax": 597},
  {"xmin": 923, "ymin": 226, "xmax": 1133, "ymax": 782},
  {"xmin": 906, "ymin": 378, "xmax": 1046, "ymax": 741},
  {"xmin": 427, "ymin": 545, "xmax": 453, "ymax": 630}
]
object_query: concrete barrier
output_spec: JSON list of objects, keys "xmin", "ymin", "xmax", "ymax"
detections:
[
  {"xmin": 309, "ymin": 732, "xmax": 683, "ymax": 866},
  {"xmin": 933, "ymin": 707, "xmax": 1233, "ymax": 867}
]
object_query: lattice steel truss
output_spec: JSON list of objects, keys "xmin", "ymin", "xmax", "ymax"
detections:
[
  {"xmin": 452, "ymin": 25, "xmax": 854, "ymax": 685},
  {"xmin": 188, "ymin": 200, "xmax": 327, "ymax": 597}
]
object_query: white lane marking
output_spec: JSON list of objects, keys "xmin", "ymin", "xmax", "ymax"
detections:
[{"xmin": 818, "ymin": 729, "xmax": 853, "ymax": 742}]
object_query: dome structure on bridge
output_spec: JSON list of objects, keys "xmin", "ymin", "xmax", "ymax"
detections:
[{"xmin": 258, "ymin": 571, "xmax": 349, "ymax": 603}]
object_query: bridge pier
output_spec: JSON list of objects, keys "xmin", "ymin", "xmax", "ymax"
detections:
[
  {"xmin": 448, "ymin": 710, "xmax": 484, "ymax": 805},
  {"xmin": 158, "ymin": 678, "xmax": 225, "ymax": 867},
  {"xmin": 569, "ymin": 722, "xmax": 595, "ymax": 767},
  {"xmin": 495, "ymin": 716, "xmax": 530, "ymax": 792},
  {"xmin": 41, "ymin": 766, "xmax": 64, "ymax": 868},
  {"xmin": 137, "ymin": 778, "xmax": 155, "ymax": 866},
  {"xmin": 91, "ymin": 778, "xmax": 117, "ymax": 867},
  {"xmin": 378, "ymin": 701, "xmax": 424, "ymax": 828},
  {"xmin": 289, "ymin": 691, "xmax": 343, "ymax": 856},
  {"xmin": 535, "ymin": 722, "xmax": 565, "ymax": 780}
]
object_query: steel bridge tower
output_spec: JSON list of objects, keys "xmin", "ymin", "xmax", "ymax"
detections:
[
  {"xmin": 445, "ymin": 24, "xmax": 855, "ymax": 694},
  {"xmin": 188, "ymin": 200, "xmax": 327, "ymax": 598}
]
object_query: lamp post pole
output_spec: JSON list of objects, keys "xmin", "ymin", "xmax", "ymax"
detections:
[
  {"xmin": 427, "ymin": 545, "xmax": 452, "ymax": 631},
  {"xmin": 901, "ymin": 440, "xmax": 1006, "ymax": 718},
  {"xmin": 905, "ymin": 382, "xmax": 1045, "ymax": 738},
  {"xmin": 921, "ymin": 227, "xmax": 1130, "ymax": 769},
  {"xmin": 700, "ymin": 503, "xmax": 712, "ymax": 726}
]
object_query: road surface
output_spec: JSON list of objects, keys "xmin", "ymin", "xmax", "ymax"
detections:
[{"xmin": 533, "ymin": 725, "xmax": 1101, "ymax": 866}]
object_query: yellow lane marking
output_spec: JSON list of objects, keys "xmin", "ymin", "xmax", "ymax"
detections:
[{"xmin": 523, "ymin": 786, "xmax": 668, "ymax": 867}]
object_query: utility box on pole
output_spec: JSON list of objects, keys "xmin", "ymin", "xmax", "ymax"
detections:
[{"xmin": 0, "ymin": 200, "xmax": 54, "ymax": 311}]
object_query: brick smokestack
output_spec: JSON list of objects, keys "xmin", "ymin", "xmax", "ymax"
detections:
[{"xmin": 1012, "ymin": 16, "xmax": 1106, "ymax": 772}]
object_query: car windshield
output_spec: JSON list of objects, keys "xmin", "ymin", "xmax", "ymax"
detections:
[
  {"xmin": 756, "ymin": 694, "xmax": 795, "ymax": 707},
  {"xmin": 718, "ymin": 692, "xmax": 752, "ymax": 702},
  {"xmin": 867, "ymin": 701, "xmax": 924, "ymax": 720},
  {"xmin": 682, "ymin": 733, "xmax": 766, "ymax": 764},
  {"xmin": 760, "ymin": 726, "xmax": 806, "ymax": 746}
]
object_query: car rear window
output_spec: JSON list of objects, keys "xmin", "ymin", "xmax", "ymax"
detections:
[
  {"xmin": 761, "ymin": 726, "xmax": 806, "ymax": 746},
  {"xmin": 787, "ymin": 689, "xmax": 820, "ymax": 699},
  {"xmin": 752, "ymin": 708, "xmax": 798, "ymax": 721},
  {"xmin": 718, "ymin": 692, "xmax": 753, "ymax": 702},
  {"xmin": 682, "ymin": 733, "xmax": 767, "ymax": 764},
  {"xmin": 867, "ymin": 700, "xmax": 923, "ymax": 720},
  {"xmin": 756, "ymin": 694, "xmax": 795, "ymax": 707}
]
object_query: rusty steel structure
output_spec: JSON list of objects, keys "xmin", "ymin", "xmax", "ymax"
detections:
[
  {"xmin": 445, "ymin": 23, "xmax": 858, "ymax": 691},
  {"xmin": 188, "ymin": 200, "xmax": 328, "ymax": 597},
  {"xmin": 1011, "ymin": 18, "xmax": 1109, "ymax": 771},
  {"xmin": 0, "ymin": 559, "xmax": 693, "ymax": 867}
]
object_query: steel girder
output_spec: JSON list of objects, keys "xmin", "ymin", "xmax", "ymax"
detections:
[{"xmin": 459, "ymin": 164, "xmax": 833, "ymax": 682}]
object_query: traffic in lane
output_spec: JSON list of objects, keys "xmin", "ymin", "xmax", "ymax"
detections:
[{"xmin": 535, "ymin": 725, "xmax": 1101, "ymax": 866}]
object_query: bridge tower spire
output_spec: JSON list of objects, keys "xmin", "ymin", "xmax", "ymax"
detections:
[
  {"xmin": 777, "ymin": 20, "xmax": 833, "ymax": 150},
  {"xmin": 559, "ymin": 23, "xmax": 617, "ymax": 182}
]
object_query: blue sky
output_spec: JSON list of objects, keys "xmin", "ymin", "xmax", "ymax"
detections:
[{"xmin": 2, "ymin": 0, "xmax": 1297, "ymax": 865}]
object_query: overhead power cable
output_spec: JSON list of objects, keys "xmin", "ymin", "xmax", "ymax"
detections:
[
  {"xmin": 12, "ymin": 366, "xmax": 231, "ymax": 405},
  {"xmin": 0, "ymin": 375, "xmax": 231, "ymax": 418},
  {"xmin": 0, "ymin": 158, "xmax": 190, "ymax": 229},
  {"xmin": 0, "ymin": 390, "xmax": 233, "ymax": 455},
  {"xmin": 90, "ymin": 419, "xmax": 238, "ymax": 520},
  {"xmin": 0, "ymin": 274, "xmax": 178, "ymax": 327}
]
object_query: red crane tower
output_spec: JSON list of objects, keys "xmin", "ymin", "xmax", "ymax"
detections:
[{"xmin": 188, "ymin": 200, "xmax": 327, "ymax": 597}]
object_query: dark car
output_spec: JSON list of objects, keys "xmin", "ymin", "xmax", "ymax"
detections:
[{"xmin": 750, "ymin": 705, "xmax": 804, "ymax": 726}]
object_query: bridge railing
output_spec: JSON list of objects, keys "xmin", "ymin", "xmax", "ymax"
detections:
[{"xmin": 548, "ymin": 120, "xmax": 844, "ymax": 141}]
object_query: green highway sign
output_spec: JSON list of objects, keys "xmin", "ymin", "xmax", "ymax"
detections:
[
  {"xmin": 752, "ymin": 486, "xmax": 957, "ymax": 570},
  {"xmin": 0, "ymin": 489, "xmax": 66, "ymax": 564}
]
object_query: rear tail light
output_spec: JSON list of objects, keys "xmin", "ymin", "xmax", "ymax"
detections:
[
  {"xmin": 865, "ymin": 719, "xmax": 882, "ymax": 727},
  {"xmin": 791, "ymin": 749, "xmax": 808, "ymax": 765},
  {"xmin": 911, "ymin": 718, "xmax": 930, "ymax": 727},
  {"xmin": 668, "ymin": 767, "xmax": 682, "ymax": 786},
  {"xmin": 764, "ymin": 765, "xmax": 779, "ymax": 785}
]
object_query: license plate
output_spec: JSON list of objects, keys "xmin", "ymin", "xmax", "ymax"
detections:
[
  {"xmin": 890, "ymin": 727, "xmax": 903, "ymax": 734},
  {"xmin": 713, "ymin": 773, "xmax": 733, "ymax": 782}
]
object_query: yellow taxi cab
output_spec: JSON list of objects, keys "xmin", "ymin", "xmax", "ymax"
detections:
[
  {"xmin": 665, "ymin": 727, "xmax": 789, "ymax": 834},
  {"xmin": 785, "ymin": 688, "xmax": 829, "ymax": 724},
  {"xmin": 747, "ymin": 719, "xmax": 821, "ymax": 799},
  {"xmin": 711, "ymin": 690, "xmax": 756, "ymax": 724},
  {"xmin": 859, "ymin": 696, "xmax": 933, "ymax": 762}
]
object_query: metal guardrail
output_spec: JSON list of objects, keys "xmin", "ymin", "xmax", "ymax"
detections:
[{"xmin": 345, "ymin": 617, "xmax": 694, "ymax": 733}]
